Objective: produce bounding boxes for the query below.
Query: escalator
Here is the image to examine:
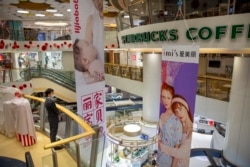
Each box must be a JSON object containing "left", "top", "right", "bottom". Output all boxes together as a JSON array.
[{"left": 20, "top": 68, "right": 76, "bottom": 92}]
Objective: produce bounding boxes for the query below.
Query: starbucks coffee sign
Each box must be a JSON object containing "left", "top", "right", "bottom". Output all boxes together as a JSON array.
[{"left": 121, "top": 24, "right": 250, "bottom": 44}]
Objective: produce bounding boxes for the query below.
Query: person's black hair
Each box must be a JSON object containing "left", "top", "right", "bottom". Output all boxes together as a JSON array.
[{"left": 45, "top": 88, "right": 54, "bottom": 97}]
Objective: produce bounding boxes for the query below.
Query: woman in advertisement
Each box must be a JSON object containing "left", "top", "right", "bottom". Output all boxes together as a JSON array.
[
  {"left": 159, "top": 95, "right": 193, "bottom": 167},
  {"left": 158, "top": 83, "right": 183, "bottom": 167}
]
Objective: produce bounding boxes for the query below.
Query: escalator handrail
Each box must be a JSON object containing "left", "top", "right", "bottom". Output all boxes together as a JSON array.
[
  {"left": 23, "top": 94, "right": 95, "bottom": 149},
  {"left": 21, "top": 68, "right": 76, "bottom": 91}
]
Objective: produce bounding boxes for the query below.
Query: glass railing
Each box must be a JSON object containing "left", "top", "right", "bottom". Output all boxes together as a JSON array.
[
  {"left": 42, "top": 131, "right": 106, "bottom": 167},
  {"left": 116, "top": 2, "right": 249, "bottom": 31},
  {"left": 24, "top": 95, "right": 96, "bottom": 167},
  {"left": 105, "top": 63, "right": 143, "bottom": 82},
  {"left": 105, "top": 63, "right": 231, "bottom": 102},
  {"left": 197, "top": 75, "right": 232, "bottom": 102}
]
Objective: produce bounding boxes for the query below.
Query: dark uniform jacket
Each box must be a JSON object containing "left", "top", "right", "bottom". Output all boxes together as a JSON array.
[{"left": 44, "top": 97, "right": 59, "bottom": 123}]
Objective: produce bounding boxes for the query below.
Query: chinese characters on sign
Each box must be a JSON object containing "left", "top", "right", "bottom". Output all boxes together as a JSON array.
[
  {"left": 163, "top": 49, "right": 197, "bottom": 58},
  {"left": 81, "top": 90, "right": 104, "bottom": 126}
]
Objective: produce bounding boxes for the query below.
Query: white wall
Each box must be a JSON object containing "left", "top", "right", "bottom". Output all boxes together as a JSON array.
[
  {"left": 61, "top": 51, "right": 74, "bottom": 71},
  {"left": 195, "top": 95, "right": 228, "bottom": 124}
]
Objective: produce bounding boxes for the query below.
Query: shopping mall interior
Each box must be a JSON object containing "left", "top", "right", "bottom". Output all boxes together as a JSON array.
[{"left": 0, "top": 0, "right": 249, "bottom": 167}]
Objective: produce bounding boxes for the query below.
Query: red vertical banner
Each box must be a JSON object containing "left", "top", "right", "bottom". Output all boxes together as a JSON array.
[
  {"left": 158, "top": 45, "right": 199, "bottom": 167},
  {"left": 70, "top": 0, "right": 106, "bottom": 143}
]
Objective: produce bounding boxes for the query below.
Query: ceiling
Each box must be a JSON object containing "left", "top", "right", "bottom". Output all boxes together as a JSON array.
[{"left": 0, "top": 0, "right": 122, "bottom": 30}]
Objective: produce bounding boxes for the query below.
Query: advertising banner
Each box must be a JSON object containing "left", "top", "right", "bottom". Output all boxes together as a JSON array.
[
  {"left": 158, "top": 45, "right": 199, "bottom": 167},
  {"left": 70, "top": 0, "right": 105, "bottom": 165}
]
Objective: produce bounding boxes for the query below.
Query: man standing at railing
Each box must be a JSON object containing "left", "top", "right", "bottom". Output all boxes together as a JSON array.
[{"left": 44, "top": 88, "right": 63, "bottom": 150}]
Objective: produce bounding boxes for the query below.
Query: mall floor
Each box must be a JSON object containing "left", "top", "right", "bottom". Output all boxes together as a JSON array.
[
  {"left": 0, "top": 130, "right": 213, "bottom": 167},
  {"left": 0, "top": 131, "right": 77, "bottom": 167},
  {"left": 0, "top": 69, "right": 215, "bottom": 166}
]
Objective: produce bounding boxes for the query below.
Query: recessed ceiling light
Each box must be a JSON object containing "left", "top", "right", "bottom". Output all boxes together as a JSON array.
[
  {"left": 67, "top": 9, "right": 71, "bottom": 12},
  {"left": 46, "top": 9, "right": 57, "bottom": 13},
  {"left": 17, "top": 10, "right": 29, "bottom": 14},
  {"left": 124, "top": 15, "right": 130, "bottom": 18},
  {"left": 34, "top": 22, "right": 68, "bottom": 27},
  {"left": 35, "top": 13, "right": 45, "bottom": 17},
  {"left": 134, "top": 8, "right": 138, "bottom": 11},
  {"left": 54, "top": 13, "right": 63, "bottom": 17}
]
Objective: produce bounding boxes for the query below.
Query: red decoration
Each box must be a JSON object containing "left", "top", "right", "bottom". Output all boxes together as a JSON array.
[
  {"left": 64, "top": 41, "right": 67, "bottom": 45},
  {"left": 42, "top": 45, "right": 47, "bottom": 51},
  {"left": 50, "top": 45, "right": 52, "bottom": 48},
  {"left": 37, "top": 44, "right": 40, "bottom": 48},
  {"left": 23, "top": 84, "right": 27, "bottom": 88},
  {"left": 61, "top": 43, "right": 63, "bottom": 47},
  {"left": 19, "top": 85, "right": 23, "bottom": 90},
  {"left": 29, "top": 41, "right": 32, "bottom": 44},
  {"left": 45, "top": 42, "right": 48, "bottom": 46},
  {"left": 105, "top": 46, "right": 108, "bottom": 48},
  {"left": 12, "top": 85, "right": 16, "bottom": 88},
  {"left": 68, "top": 43, "right": 72, "bottom": 48},
  {"left": 30, "top": 83, "right": 32, "bottom": 88},
  {"left": 57, "top": 45, "right": 60, "bottom": 49},
  {"left": 111, "top": 44, "right": 115, "bottom": 48}
]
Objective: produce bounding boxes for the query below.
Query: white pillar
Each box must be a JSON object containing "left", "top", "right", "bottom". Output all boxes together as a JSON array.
[
  {"left": 142, "top": 53, "right": 161, "bottom": 123},
  {"left": 223, "top": 57, "right": 250, "bottom": 166}
]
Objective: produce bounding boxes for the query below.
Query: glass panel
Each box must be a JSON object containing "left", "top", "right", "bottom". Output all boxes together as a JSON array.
[
  {"left": 42, "top": 143, "right": 78, "bottom": 167},
  {"left": 77, "top": 136, "right": 106, "bottom": 167},
  {"left": 197, "top": 76, "right": 206, "bottom": 96},
  {"left": 206, "top": 77, "right": 231, "bottom": 101}
]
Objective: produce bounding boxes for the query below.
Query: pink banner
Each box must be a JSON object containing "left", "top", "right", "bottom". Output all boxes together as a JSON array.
[{"left": 70, "top": 0, "right": 106, "bottom": 140}]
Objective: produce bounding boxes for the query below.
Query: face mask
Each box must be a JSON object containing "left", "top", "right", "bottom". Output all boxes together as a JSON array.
[{"left": 50, "top": 94, "right": 56, "bottom": 99}]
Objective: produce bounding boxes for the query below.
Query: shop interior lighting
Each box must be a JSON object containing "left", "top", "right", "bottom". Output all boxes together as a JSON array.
[
  {"left": 34, "top": 22, "right": 68, "bottom": 27},
  {"left": 46, "top": 9, "right": 57, "bottom": 13},
  {"left": 35, "top": 13, "right": 45, "bottom": 17},
  {"left": 54, "top": 13, "right": 64, "bottom": 17},
  {"left": 67, "top": 9, "right": 71, "bottom": 12},
  {"left": 17, "top": 10, "right": 29, "bottom": 14}
]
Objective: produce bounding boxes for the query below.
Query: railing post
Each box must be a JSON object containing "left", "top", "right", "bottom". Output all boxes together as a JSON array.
[
  {"left": 75, "top": 142, "right": 81, "bottom": 167},
  {"left": 40, "top": 103, "right": 46, "bottom": 131},
  {"left": 52, "top": 149, "right": 58, "bottom": 167},
  {"left": 89, "top": 125, "right": 100, "bottom": 167}
]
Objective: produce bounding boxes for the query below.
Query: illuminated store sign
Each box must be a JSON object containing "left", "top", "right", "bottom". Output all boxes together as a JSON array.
[{"left": 121, "top": 24, "right": 249, "bottom": 44}]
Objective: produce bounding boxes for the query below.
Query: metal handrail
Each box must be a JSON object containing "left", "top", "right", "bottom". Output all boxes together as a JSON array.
[{"left": 23, "top": 94, "right": 95, "bottom": 149}]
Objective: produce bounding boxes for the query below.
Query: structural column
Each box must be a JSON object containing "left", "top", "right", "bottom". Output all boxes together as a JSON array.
[
  {"left": 142, "top": 53, "right": 161, "bottom": 123},
  {"left": 223, "top": 57, "right": 250, "bottom": 166}
]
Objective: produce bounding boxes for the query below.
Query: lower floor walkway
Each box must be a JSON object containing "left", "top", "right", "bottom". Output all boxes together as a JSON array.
[{"left": 0, "top": 131, "right": 76, "bottom": 167}]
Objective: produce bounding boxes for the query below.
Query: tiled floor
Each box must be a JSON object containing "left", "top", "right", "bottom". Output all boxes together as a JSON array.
[{"left": 0, "top": 131, "right": 76, "bottom": 167}]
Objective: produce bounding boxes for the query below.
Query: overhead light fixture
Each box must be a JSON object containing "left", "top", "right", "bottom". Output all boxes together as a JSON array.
[
  {"left": 124, "top": 15, "right": 130, "bottom": 18},
  {"left": 34, "top": 22, "right": 68, "bottom": 27},
  {"left": 35, "top": 13, "right": 45, "bottom": 17},
  {"left": 17, "top": 10, "right": 29, "bottom": 14},
  {"left": 54, "top": 13, "right": 63, "bottom": 17},
  {"left": 67, "top": 9, "right": 71, "bottom": 12},
  {"left": 46, "top": 9, "right": 57, "bottom": 13}
]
